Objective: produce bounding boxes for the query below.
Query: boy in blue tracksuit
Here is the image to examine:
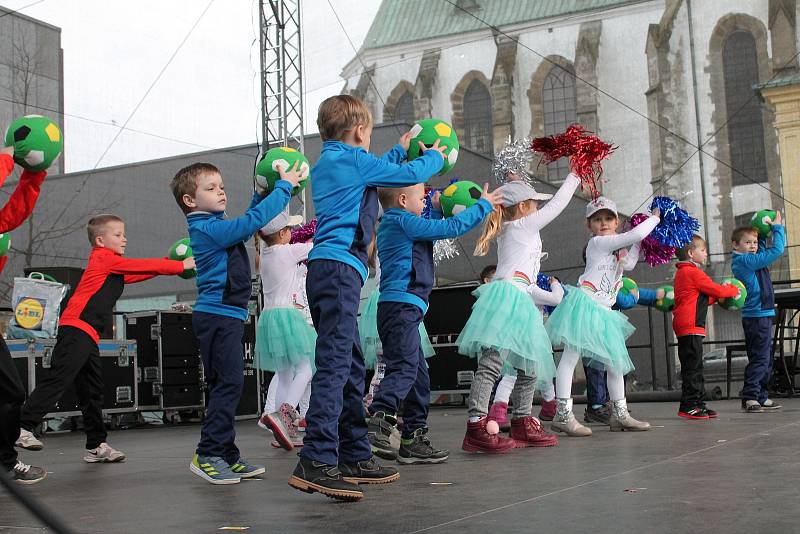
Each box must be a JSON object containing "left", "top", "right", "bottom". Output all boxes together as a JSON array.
[
  {"left": 732, "top": 213, "right": 786, "bottom": 413},
  {"left": 289, "top": 95, "right": 446, "bottom": 501},
  {"left": 170, "top": 161, "right": 302, "bottom": 485},
  {"left": 367, "top": 184, "right": 498, "bottom": 464}
]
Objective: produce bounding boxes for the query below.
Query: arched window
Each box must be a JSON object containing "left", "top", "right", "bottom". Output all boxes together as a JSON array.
[
  {"left": 394, "top": 91, "right": 414, "bottom": 124},
  {"left": 542, "top": 65, "right": 577, "bottom": 182},
  {"left": 463, "top": 80, "right": 493, "bottom": 156},
  {"left": 723, "top": 31, "right": 767, "bottom": 186}
]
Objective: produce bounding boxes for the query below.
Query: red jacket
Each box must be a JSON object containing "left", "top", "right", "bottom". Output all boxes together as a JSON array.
[
  {"left": 672, "top": 261, "right": 739, "bottom": 337},
  {"left": 60, "top": 247, "right": 184, "bottom": 342},
  {"left": 0, "top": 153, "right": 47, "bottom": 272}
]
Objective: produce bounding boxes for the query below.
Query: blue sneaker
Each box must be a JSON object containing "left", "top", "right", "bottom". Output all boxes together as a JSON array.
[
  {"left": 229, "top": 457, "right": 265, "bottom": 478},
  {"left": 190, "top": 454, "right": 241, "bottom": 485}
]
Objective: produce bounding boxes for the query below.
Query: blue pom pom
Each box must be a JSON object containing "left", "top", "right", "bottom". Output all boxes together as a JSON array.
[
  {"left": 649, "top": 196, "right": 700, "bottom": 249},
  {"left": 537, "top": 273, "right": 555, "bottom": 315},
  {"left": 422, "top": 188, "right": 437, "bottom": 219}
]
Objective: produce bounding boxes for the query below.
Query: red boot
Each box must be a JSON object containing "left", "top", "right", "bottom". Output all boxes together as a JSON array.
[
  {"left": 488, "top": 401, "right": 510, "bottom": 431},
  {"left": 462, "top": 417, "right": 516, "bottom": 454},
  {"left": 538, "top": 399, "right": 557, "bottom": 421},
  {"left": 509, "top": 416, "right": 558, "bottom": 448}
]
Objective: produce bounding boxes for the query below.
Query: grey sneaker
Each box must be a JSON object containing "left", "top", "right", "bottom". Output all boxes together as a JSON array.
[
  {"left": 229, "top": 457, "right": 265, "bottom": 478},
  {"left": 742, "top": 399, "right": 764, "bottom": 413},
  {"left": 367, "top": 411, "right": 399, "bottom": 460},
  {"left": 15, "top": 429, "right": 43, "bottom": 451},
  {"left": 397, "top": 427, "right": 449, "bottom": 464},
  {"left": 9, "top": 460, "right": 46, "bottom": 484},
  {"left": 584, "top": 403, "right": 611, "bottom": 425},
  {"left": 761, "top": 399, "right": 782, "bottom": 411},
  {"left": 190, "top": 454, "right": 241, "bottom": 485},
  {"left": 83, "top": 442, "right": 126, "bottom": 463}
]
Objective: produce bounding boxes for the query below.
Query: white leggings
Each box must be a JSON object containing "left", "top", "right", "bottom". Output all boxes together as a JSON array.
[
  {"left": 263, "top": 360, "right": 313, "bottom": 415},
  {"left": 494, "top": 374, "right": 556, "bottom": 405},
  {"left": 555, "top": 347, "right": 625, "bottom": 402}
]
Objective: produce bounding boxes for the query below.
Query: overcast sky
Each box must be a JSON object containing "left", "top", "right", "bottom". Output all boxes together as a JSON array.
[{"left": 2, "top": 0, "right": 381, "bottom": 172}]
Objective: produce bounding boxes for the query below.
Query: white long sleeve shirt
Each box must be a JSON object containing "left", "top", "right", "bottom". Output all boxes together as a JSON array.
[
  {"left": 578, "top": 214, "right": 659, "bottom": 307},
  {"left": 494, "top": 173, "right": 581, "bottom": 290},
  {"left": 259, "top": 242, "right": 313, "bottom": 309}
]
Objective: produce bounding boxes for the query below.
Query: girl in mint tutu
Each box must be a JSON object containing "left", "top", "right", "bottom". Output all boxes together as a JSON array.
[
  {"left": 255, "top": 210, "right": 316, "bottom": 450},
  {"left": 459, "top": 171, "right": 582, "bottom": 453},
  {"left": 547, "top": 197, "right": 659, "bottom": 437}
]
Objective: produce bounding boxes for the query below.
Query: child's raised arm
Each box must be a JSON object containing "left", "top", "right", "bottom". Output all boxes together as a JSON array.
[
  {"left": 593, "top": 211, "right": 660, "bottom": 254},
  {"left": 359, "top": 140, "right": 445, "bottom": 188},
  {"left": 400, "top": 184, "right": 498, "bottom": 241},
  {"left": 522, "top": 172, "right": 581, "bottom": 231},
  {"left": 743, "top": 222, "right": 786, "bottom": 271},
  {"left": 0, "top": 149, "right": 47, "bottom": 234}
]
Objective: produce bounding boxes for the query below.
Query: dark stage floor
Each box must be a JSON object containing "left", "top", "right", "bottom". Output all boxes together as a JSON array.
[{"left": 3, "top": 400, "right": 800, "bottom": 534}]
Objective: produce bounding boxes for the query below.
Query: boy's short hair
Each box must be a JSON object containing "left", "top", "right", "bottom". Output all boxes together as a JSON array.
[
  {"left": 675, "top": 235, "right": 705, "bottom": 261},
  {"left": 479, "top": 264, "right": 496, "bottom": 283},
  {"left": 317, "top": 95, "right": 372, "bottom": 142},
  {"left": 87, "top": 214, "right": 124, "bottom": 245},
  {"left": 377, "top": 187, "right": 404, "bottom": 210},
  {"left": 170, "top": 162, "right": 220, "bottom": 214},
  {"left": 731, "top": 226, "right": 758, "bottom": 244}
]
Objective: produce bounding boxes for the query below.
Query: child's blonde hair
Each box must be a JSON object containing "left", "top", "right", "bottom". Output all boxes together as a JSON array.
[
  {"left": 317, "top": 95, "right": 372, "bottom": 142},
  {"left": 473, "top": 200, "right": 535, "bottom": 256}
]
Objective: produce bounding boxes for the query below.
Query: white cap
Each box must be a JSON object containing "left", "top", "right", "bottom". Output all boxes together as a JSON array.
[
  {"left": 496, "top": 181, "right": 553, "bottom": 207},
  {"left": 261, "top": 209, "right": 303, "bottom": 235},
  {"left": 585, "top": 196, "right": 618, "bottom": 219}
]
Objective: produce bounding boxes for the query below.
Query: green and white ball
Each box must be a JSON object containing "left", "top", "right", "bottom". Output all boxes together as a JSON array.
[
  {"left": 750, "top": 209, "right": 776, "bottom": 237},
  {"left": 655, "top": 284, "right": 674, "bottom": 312},
  {"left": 440, "top": 180, "right": 482, "bottom": 218},
  {"left": 168, "top": 238, "right": 195, "bottom": 279},
  {"left": 0, "top": 233, "right": 10, "bottom": 257},
  {"left": 620, "top": 277, "right": 638, "bottom": 298},
  {"left": 406, "top": 118, "right": 459, "bottom": 175},
  {"left": 3, "top": 115, "right": 63, "bottom": 172},
  {"left": 255, "top": 147, "right": 309, "bottom": 196},
  {"left": 718, "top": 278, "right": 747, "bottom": 311}
]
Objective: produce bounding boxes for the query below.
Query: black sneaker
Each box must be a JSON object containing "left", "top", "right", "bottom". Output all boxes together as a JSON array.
[
  {"left": 366, "top": 411, "right": 399, "bottom": 460},
  {"left": 678, "top": 406, "right": 710, "bottom": 420},
  {"left": 761, "top": 399, "right": 782, "bottom": 411},
  {"left": 9, "top": 461, "right": 47, "bottom": 485},
  {"left": 742, "top": 400, "right": 764, "bottom": 413},
  {"left": 583, "top": 403, "right": 611, "bottom": 425},
  {"left": 397, "top": 427, "right": 449, "bottom": 465},
  {"left": 288, "top": 456, "right": 363, "bottom": 501},
  {"left": 700, "top": 404, "right": 718, "bottom": 418},
  {"left": 338, "top": 456, "right": 399, "bottom": 484}
]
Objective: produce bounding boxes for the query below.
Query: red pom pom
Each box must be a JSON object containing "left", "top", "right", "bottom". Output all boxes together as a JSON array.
[
  {"left": 628, "top": 213, "right": 675, "bottom": 267},
  {"left": 290, "top": 218, "right": 316, "bottom": 244},
  {"left": 530, "top": 124, "right": 615, "bottom": 200}
]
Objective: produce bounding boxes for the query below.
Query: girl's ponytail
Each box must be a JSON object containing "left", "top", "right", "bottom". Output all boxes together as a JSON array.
[{"left": 474, "top": 207, "right": 505, "bottom": 256}]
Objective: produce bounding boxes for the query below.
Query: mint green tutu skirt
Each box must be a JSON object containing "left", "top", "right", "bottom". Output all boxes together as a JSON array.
[
  {"left": 546, "top": 286, "right": 635, "bottom": 375},
  {"left": 255, "top": 307, "right": 317, "bottom": 372},
  {"left": 359, "top": 289, "right": 435, "bottom": 369},
  {"left": 456, "top": 280, "right": 556, "bottom": 386}
]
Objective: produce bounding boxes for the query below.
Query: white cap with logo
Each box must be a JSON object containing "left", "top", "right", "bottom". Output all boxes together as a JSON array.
[
  {"left": 585, "top": 196, "right": 618, "bottom": 219},
  {"left": 260, "top": 208, "right": 304, "bottom": 235}
]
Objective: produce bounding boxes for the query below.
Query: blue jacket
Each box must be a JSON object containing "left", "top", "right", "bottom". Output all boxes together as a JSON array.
[
  {"left": 378, "top": 200, "right": 492, "bottom": 312},
  {"left": 614, "top": 287, "right": 657, "bottom": 310},
  {"left": 188, "top": 181, "right": 292, "bottom": 320},
  {"left": 732, "top": 225, "right": 785, "bottom": 318},
  {"left": 308, "top": 141, "right": 444, "bottom": 282}
]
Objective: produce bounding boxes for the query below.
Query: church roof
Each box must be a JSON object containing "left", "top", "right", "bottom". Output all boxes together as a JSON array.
[{"left": 362, "top": 0, "right": 643, "bottom": 51}]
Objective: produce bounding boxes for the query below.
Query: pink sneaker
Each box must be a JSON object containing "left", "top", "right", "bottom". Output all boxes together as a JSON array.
[
  {"left": 538, "top": 399, "right": 557, "bottom": 421},
  {"left": 487, "top": 401, "right": 510, "bottom": 431}
]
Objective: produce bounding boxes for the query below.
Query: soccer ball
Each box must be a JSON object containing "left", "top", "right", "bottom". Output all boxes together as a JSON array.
[
  {"left": 254, "top": 147, "right": 310, "bottom": 196},
  {"left": 406, "top": 118, "right": 459, "bottom": 175},
  {"left": 655, "top": 284, "right": 674, "bottom": 312},
  {"left": 750, "top": 209, "right": 776, "bottom": 237},
  {"left": 439, "top": 180, "right": 482, "bottom": 218},
  {"left": 4, "top": 115, "right": 63, "bottom": 172},
  {"left": 718, "top": 278, "right": 747, "bottom": 311},
  {"left": 168, "top": 238, "right": 196, "bottom": 279},
  {"left": 619, "top": 277, "right": 638, "bottom": 298},
  {"left": 0, "top": 233, "right": 10, "bottom": 257}
]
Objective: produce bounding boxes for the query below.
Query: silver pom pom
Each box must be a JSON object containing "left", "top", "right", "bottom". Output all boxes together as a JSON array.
[
  {"left": 492, "top": 137, "right": 533, "bottom": 185},
  {"left": 433, "top": 238, "right": 460, "bottom": 265}
]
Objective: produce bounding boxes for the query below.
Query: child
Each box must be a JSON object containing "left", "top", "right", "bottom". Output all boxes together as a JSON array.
[
  {"left": 479, "top": 264, "right": 496, "bottom": 284},
  {"left": 459, "top": 172, "right": 581, "bottom": 453},
  {"left": 170, "top": 161, "right": 301, "bottom": 485},
  {"left": 289, "top": 95, "right": 446, "bottom": 501},
  {"left": 366, "top": 183, "right": 497, "bottom": 463},
  {"left": 673, "top": 235, "right": 741, "bottom": 419},
  {"left": 547, "top": 197, "right": 659, "bottom": 436},
  {"left": 731, "top": 217, "right": 785, "bottom": 413},
  {"left": 17, "top": 214, "right": 192, "bottom": 462},
  {"left": 0, "top": 146, "right": 48, "bottom": 483},
  {"left": 256, "top": 210, "right": 316, "bottom": 449}
]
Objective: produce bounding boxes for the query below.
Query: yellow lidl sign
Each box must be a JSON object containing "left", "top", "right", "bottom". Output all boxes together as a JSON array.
[{"left": 15, "top": 297, "right": 45, "bottom": 329}]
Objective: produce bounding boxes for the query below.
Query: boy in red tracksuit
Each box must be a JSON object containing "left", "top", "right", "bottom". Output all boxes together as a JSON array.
[
  {"left": 0, "top": 146, "right": 49, "bottom": 484},
  {"left": 672, "top": 235, "right": 739, "bottom": 420},
  {"left": 17, "top": 214, "right": 193, "bottom": 462}
]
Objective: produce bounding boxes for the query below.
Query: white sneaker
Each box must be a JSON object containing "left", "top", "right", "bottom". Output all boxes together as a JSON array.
[
  {"left": 84, "top": 442, "right": 126, "bottom": 463},
  {"left": 15, "top": 429, "right": 43, "bottom": 451}
]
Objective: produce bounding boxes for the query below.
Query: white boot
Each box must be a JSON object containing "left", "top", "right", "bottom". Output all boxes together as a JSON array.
[
  {"left": 550, "top": 398, "right": 592, "bottom": 437},
  {"left": 609, "top": 399, "right": 650, "bottom": 432}
]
